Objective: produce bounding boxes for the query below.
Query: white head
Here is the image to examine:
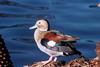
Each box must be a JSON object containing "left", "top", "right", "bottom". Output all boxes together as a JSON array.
[
  {"left": 29, "top": 19, "right": 49, "bottom": 31},
  {"left": 97, "top": 3, "right": 100, "bottom": 7}
]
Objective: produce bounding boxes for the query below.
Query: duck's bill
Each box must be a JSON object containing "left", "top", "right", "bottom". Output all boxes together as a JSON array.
[{"left": 29, "top": 25, "right": 37, "bottom": 29}]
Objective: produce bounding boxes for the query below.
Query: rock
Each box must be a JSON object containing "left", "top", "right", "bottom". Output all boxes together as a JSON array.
[
  {"left": 96, "top": 41, "right": 100, "bottom": 58},
  {"left": 24, "top": 58, "right": 98, "bottom": 67},
  {"left": 24, "top": 41, "right": 100, "bottom": 67},
  {"left": 25, "top": 61, "right": 64, "bottom": 67},
  {"left": 94, "top": 41, "right": 100, "bottom": 67},
  {"left": 0, "top": 34, "right": 13, "bottom": 67}
]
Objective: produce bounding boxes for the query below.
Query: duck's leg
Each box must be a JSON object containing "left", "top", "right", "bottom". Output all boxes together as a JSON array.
[
  {"left": 41, "top": 56, "right": 53, "bottom": 65},
  {"left": 53, "top": 57, "right": 57, "bottom": 62}
]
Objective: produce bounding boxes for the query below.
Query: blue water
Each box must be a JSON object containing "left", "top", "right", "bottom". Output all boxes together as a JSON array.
[
  {"left": 96, "top": 0, "right": 100, "bottom": 2},
  {"left": 0, "top": 0, "right": 100, "bottom": 67}
]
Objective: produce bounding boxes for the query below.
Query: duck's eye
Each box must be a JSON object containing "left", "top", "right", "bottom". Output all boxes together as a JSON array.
[{"left": 38, "top": 22, "right": 41, "bottom": 24}]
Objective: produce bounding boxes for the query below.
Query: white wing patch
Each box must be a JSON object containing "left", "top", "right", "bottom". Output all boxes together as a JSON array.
[
  {"left": 47, "top": 41, "right": 56, "bottom": 47},
  {"left": 65, "top": 35, "right": 72, "bottom": 37}
]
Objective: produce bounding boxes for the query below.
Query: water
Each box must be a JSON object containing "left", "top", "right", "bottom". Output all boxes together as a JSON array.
[{"left": 0, "top": 0, "right": 100, "bottom": 67}]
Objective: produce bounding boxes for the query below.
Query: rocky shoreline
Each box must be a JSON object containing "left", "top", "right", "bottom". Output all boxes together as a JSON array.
[
  {"left": 0, "top": 34, "right": 13, "bottom": 67},
  {"left": 24, "top": 41, "right": 100, "bottom": 67}
]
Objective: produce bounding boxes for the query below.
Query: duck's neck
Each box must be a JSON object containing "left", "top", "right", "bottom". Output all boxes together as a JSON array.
[
  {"left": 34, "top": 29, "right": 46, "bottom": 46},
  {"left": 34, "top": 29, "right": 45, "bottom": 42},
  {"left": 34, "top": 29, "right": 47, "bottom": 51}
]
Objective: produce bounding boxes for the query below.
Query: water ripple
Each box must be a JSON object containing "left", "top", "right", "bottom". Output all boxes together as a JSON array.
[
  {"left": 12, "top": 37, "right": 33, "bottom": 44},
  {"left": 0, "top": 13, "right": 55, "bottom": 20},
  {"left": 0, "top": 0, "right": 49, "bottom": 10},
  {"left": 0, "top": 24, "right": 32, "bottom": 29}
]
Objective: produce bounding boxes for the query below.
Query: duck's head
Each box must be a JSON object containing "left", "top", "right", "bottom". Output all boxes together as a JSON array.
[
  {"left": 29, "top": 19, "right": 49, "bottom": 31},
  {"left": 97, "top": 3, "right": 100, "bottom": 7}
]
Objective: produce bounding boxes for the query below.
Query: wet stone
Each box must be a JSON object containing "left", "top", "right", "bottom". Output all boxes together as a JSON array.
[{"left": 0, "top": 34, "right": 13, "bottom": 67}]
